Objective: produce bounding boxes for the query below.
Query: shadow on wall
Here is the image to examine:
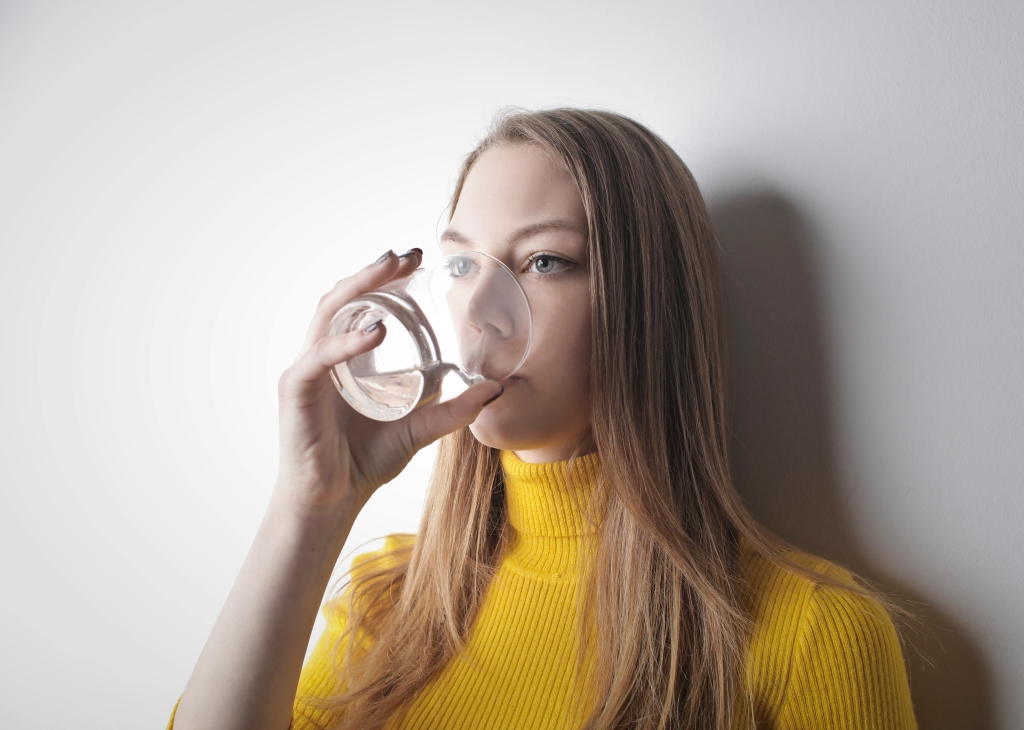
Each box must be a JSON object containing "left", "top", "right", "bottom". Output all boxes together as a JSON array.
[{"left": 709, "top": 192, "right": 995, "bottom": 730}]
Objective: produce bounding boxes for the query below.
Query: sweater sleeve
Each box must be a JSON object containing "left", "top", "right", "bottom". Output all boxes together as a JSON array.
[
  {"left": 294, "top": 533, "right": 415, "bottom": 728},
  {"left": 777, "top": 582, "right": 917, "bottom": 730}
]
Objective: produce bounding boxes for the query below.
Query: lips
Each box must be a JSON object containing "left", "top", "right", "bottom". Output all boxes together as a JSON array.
[{"left": 497, "top": 375, "right": 523, "bottom": 387}]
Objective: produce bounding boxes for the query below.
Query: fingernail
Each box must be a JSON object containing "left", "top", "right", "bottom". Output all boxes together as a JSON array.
[
  {"left": 482, "top": 386, "right": 504, "bottom": 407},
  {"left": 398, "top": 247, "right": 423, "bottom": 261},
  {"left": 374, "top": 250, "right": 393, "bottom": 265},
  {"left": 363, "top": 320, "right": 382, "bottom": 334}
]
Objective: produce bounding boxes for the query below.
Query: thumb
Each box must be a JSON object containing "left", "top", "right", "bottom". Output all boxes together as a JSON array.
[{"left": 404, "top": 380, "right": 504, "bottom": 451}]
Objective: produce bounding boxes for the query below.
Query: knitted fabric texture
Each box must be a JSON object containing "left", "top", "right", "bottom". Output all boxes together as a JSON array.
[{"left": 169, "top": 449, "right": 916, "bottom": 729}]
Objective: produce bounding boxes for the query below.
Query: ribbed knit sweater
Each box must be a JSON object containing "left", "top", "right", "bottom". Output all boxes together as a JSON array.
[{"left": 169, "top": 449, "right": 917, "bottom": 729}]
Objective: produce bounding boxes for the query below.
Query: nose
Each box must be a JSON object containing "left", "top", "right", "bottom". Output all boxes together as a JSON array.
[{"left": 464, "top": 265, "right": 519, "bottom": 338}]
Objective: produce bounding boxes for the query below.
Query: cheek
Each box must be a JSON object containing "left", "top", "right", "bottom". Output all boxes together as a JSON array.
[
  {"left": 539, "top": 330, "right": 590, "bottom": 395},
  {"left": 521, "top": 297, "right": 592, "bottom": 416},
  {"left": 530, "top": 292, "right": 591, "bottom": 374}
]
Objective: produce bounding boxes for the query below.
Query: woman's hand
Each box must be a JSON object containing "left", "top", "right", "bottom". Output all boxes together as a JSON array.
[{"left": 273, "top": 248, "right": 503, "bottom": 519}]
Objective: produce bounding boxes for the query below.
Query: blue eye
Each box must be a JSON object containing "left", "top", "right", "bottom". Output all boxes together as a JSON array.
[
  {"left": 445, "top": 255, "right": 479, "bottom": 278},
  {"left": 526, "top": 253, "right": 572, "bottom": 276}
]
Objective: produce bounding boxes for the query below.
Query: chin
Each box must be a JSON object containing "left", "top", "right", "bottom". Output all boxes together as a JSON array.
[
  {"left": 467, "top": 415, "right": 521, "bottom": 451},
  {"left": 468, "top": 401, "right": 564, "bottom": 452},
  {"left": 468, "top": 402, "right": 530, "bottom": 451}
]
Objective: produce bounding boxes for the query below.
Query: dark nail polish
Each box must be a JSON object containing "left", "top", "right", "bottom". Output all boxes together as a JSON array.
[
  {"left": 374, "top": 250, "right": 393, "bottom": 265},
  {"left": 398, "top": 247, "right": 423, "bottom": 260},
  {"left": 363, "top": 320, "right": 382, "bottom": 334},
  {"left": 482, "top": 386, "right": 504, "bottom": 407}
]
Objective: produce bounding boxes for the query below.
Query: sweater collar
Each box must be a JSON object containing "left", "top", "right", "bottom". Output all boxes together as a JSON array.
[{"left": 499, "top": 449, "right": 604, "bottom": 538}]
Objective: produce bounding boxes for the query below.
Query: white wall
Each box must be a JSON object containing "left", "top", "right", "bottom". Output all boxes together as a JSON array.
[{"left": 0, "top": 1, "right": 1019, "bottom": 728}]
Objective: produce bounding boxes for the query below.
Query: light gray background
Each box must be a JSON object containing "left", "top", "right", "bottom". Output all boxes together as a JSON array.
[{"left": 1, "top": 1, "right": 1020, "bottom": 728}]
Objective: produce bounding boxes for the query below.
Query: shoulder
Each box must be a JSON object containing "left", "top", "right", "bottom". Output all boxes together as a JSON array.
[
  {"left": 323, "top": 533, "right": 417, "bottom": 625},
  {"left": 297, "top": 536, "right": 417, "bottom": 725},
  {"left": 739, "top": 539, "right": 898, "bottom": 670},
  {"left": 739, "top": 535, "right": 899, "bottom": 638},
  {"left": 349, "top": 532, "right": 417, "bottom": 579},
  {"left": 739, "top": 539, "right": 917, "bottom": 729},
  {"left": 739, "top": 536, "right": 849, "bottom": 624}
]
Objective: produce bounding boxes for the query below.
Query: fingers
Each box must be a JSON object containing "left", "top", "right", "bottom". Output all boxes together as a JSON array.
[
  {"left": 298, "top": 248, "right": 424, "bottom": 357},
  {"left": 403, "top": 380, "right": 504, "bottom": 452},
  {"left": 280, "top": 324, "right": 387, "bottom": 402}
]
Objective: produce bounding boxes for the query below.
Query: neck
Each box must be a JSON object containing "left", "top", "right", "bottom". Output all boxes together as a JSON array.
[{"left": 511, "top": 432, "right": 598, "bottom": 465}]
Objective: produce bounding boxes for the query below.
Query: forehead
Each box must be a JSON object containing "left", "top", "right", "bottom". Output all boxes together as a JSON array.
[{"left": 449, "top": 144, "right": 586, "bottom": 236}]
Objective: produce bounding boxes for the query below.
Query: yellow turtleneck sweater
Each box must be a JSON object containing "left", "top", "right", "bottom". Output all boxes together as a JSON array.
[{"left": 169, "top": 450, "right": 917, "bottom": 729}]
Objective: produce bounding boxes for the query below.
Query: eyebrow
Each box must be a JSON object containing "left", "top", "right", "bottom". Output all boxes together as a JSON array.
[{"left": 440, "top": 219, "right": 583, "bottom": 247}]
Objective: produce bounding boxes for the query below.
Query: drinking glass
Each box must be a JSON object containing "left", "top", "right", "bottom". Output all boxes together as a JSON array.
[{"left": 327, "top": 251, "right": 532, "bottom": 421}]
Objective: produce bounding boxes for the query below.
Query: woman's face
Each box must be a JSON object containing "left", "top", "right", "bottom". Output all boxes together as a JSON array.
[{"left": 441, "top": 143, "right": 593, "bottom": 464}]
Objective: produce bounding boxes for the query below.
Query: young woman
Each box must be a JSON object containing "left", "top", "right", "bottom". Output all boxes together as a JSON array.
[{"left": 170, "top": 109, "right": 917, "bottom": 730}]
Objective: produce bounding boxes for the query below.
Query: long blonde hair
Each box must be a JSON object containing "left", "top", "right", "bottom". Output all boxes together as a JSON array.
[{"left": 322, "top": 108, "right": 899, "bottom": 729}]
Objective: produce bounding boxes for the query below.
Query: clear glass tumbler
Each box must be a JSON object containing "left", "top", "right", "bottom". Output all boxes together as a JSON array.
[{"left": 327, "top": 251, "right": 532, "bottom": 421}]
